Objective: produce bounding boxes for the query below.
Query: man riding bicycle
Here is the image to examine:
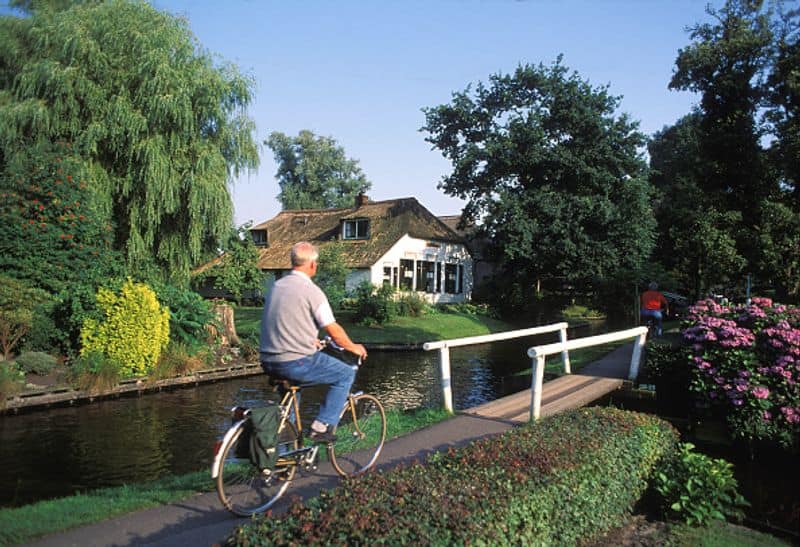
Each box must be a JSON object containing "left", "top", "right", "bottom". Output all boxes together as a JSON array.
[
  {"left": 640, "top": 281, "right": 669, "bottom": 337},
  {"left": 259, "top": 242, "right": 368, "bottom": 443}
]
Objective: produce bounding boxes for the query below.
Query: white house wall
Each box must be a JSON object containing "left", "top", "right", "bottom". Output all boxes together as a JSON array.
[{"left": 369, "top": 234, "right": 473, "bottom": 303}]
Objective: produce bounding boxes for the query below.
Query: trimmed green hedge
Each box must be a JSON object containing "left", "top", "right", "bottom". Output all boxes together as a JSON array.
[{"left": 227, "top": 408, "right": 679, "bottom": 545}]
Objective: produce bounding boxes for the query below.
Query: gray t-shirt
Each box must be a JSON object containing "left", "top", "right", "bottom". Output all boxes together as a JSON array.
[{"left": 259, "top": 271, "right": 335, "bottom": 363}]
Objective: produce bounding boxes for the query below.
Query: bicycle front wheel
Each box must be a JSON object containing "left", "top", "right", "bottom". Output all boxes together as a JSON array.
[
  {"left": 216, "top": 419, "right": 299, "bottom": 516},
  {"left": 329, "top": 393, "right": 386, "bottom": 476}
]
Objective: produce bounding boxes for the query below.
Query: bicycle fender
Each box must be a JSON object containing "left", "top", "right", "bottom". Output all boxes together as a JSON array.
[{"left": 211, "top": 418, "right": 249, "bottom": 479}]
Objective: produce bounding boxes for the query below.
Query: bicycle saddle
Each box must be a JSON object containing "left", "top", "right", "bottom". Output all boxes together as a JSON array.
[{"left": 266, "top": 374, "right": 316, "bottom": 391}]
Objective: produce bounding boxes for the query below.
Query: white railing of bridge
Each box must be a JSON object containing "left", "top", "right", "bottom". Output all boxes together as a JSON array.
[
  {"left": 422, "top": 323, "right": 570, "bottom": 413},
  {"left": 526, "top": 326, "right": 648, "bottom": 420}
]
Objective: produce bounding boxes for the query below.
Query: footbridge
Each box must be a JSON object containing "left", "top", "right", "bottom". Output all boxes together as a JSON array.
[{"left": 423, "top": 324, "right": 648, "bottom": 422}]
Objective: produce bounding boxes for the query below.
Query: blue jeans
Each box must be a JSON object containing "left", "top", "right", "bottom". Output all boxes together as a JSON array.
[
  {"left": 261, "top": 351, "right": 356, "bottom": 427},
  {"left": 640, "top": 309, "right": 663, "bottom": 336}
]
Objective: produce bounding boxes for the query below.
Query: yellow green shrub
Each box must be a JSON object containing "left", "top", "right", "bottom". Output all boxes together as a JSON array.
[{"left": 80, "top": 280, "right": 170, "bottom": 377}]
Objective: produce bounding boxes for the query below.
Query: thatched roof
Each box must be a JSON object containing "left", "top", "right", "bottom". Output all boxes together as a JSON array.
[{"left": 251, "top": 197, "right": 464, "bottom": 270}]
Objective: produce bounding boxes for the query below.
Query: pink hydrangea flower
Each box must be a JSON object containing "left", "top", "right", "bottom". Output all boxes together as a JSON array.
[{"left": 752, "top": 386, "right": 770, "bottom": 399}]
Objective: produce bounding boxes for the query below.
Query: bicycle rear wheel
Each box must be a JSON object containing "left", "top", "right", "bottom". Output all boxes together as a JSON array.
[
  {"left": 328, "top": 393, "right": 386, "bottom": 476},
  {"left": 216, "top": 419, "right": 299, "bottom": 516}
]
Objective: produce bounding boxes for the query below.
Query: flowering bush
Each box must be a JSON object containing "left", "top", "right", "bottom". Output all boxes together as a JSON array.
[{"left": 683, "top": 297, "right": 800, "bottom": 447}]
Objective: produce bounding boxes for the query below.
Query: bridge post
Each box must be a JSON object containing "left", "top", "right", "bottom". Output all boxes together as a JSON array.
[
  {"left": 559, "top": 326, "right": 571, "bottom": 374},
  {"left": 438, "top": 346, "right": 454, "bottom": 413},
  {"left": 628, "top": 331, "right": 647, "bottom": 381},
  {"left": 529, "top": 354, "right": 546, "bottom": 420}
]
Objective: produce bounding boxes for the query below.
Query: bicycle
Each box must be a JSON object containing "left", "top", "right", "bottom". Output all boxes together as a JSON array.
[{"left": 211, "top": 340, "right": 387, "bottom": 516}]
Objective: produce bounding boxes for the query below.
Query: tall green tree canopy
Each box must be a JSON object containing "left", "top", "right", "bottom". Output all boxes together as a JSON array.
[
  {"left": 670, "top": 0, "right": 776, "bottom": 211},
  {"left": 267, "top": 130, "right": 371, "bottom": 210},
  {"left": 768, "top": 6, "right": 800, "bottom": 206},
  {"left": 422, "top": 58, "right": 656, "bottom": 289},
  {"left": 0, "top": 0, "right": 259, "bottom": 280},
  {"left": 655, "top": 0, "right": 800, "bottom": 299}
]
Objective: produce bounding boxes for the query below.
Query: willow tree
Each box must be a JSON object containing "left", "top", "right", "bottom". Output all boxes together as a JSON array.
[{"left": 0, "top": 0, "right": 259, "bottom": 279}]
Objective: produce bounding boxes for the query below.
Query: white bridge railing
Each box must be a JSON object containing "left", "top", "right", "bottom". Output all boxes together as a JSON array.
[
  {"left": 423, "top": 323, "right": 570, "bottom": 413},
  {"left": 527, "top": 326, "right": 648, "bottom": 420}
]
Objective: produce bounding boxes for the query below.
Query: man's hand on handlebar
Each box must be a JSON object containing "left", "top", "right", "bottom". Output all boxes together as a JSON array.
[{"left": 320, "top": 336, "right": 367, "bottom": 361}]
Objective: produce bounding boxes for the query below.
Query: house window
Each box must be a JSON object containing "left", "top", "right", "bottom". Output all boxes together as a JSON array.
[
  {"left": 399, "top": 259, "right": 414, "bottom": 290},
  {"left": 435, "top": 262, "right": 441, "bottom": 292},
  {"left": 445, "top": 263, "right": 461, "bottom": 294},
  {"left": 343, "top": 218, "right": 369, "bottom": 240},
  {"left": 251, "top": 229, "right": 267, "bottom": 246},
  {"left": 415, "top": 260, "right": 436, "bottom": 293}
]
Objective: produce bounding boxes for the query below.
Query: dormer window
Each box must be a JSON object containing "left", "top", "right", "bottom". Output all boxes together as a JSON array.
[
  {"left": 343, "top": 218, "right": 369, "bottom": 240},
  {"left": 251, "top": 229, "right": 268, "bottom": 247}
]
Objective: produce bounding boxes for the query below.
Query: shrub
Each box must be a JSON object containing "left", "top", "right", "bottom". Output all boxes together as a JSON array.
[
  {"left": 227, "top": 407, "right": 678, "bottom": 546},
  {"left": 441, "top": 301, "right": 498, "bottom": 318},
  {"left": 314, "top": 241, "right": 349, "bottom": 310},
  {"left": 640, "top": 339, "right": 691, "bottom": 416},
  {"left": 151, "top": 282, "right": 214, "bottom": 347},
  {"left": 395, "top": 291, "right": 432, "bottom": 317},
  {"left": 150, "top": 342, "right": 208, "bottom": 380},
  {"left": 653, "top": 442, "right": 748, "bottom": 525},
  {"left": 0, "top": 362, "right": 25, "bottom": 407},
  {"left": 0, "top": 140, "right": 121, "bottom": 296},
  {"left": 683, "top": 297, "right": 800, "bottom": 448},
  {"left": 21, "top": 300, "right": 60, "bottom": 354},
  {"left": 353, "top": 281, "right": 395, "bottom": 325},
  {"left": 239, "top": 333, "right": 260, "bottom": 363},
  {"left": 0, "top": 275, "right": 50, "bottom": 360},
  {"left": 80, "top": 280, "right": 170, "bottom": 377},
  {"left": 68, "top": 350, "right": 121, "bottom": 393},
  {"left": 15, "top": 351, "right": 57, "bottom": 376}
]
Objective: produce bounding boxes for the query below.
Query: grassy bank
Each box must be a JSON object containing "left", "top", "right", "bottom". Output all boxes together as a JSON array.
[
  {"left": 0, "top": 407, "right": 450, "bottom": 546},
  {"left": 235, "top": 306, "right": 517, "bottom": 345}
]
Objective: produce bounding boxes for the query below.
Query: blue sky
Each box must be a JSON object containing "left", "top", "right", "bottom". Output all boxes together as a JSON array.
[{"left": 153, "top": 0, "right": 714, "bottom": 226}]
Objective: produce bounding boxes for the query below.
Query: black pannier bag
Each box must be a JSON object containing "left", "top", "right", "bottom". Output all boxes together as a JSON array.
[{"left": 247, "top": 404, "right": 281, "bottom": 470}]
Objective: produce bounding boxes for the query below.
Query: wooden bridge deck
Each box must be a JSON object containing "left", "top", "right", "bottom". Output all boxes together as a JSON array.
[{"left": 463, "top": 342, "right": 634, "bottom": 423}]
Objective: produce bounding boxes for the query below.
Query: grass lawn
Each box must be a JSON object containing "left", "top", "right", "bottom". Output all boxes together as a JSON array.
[{"left": 234, "top": 306, "right": 517, "bottom": 345}]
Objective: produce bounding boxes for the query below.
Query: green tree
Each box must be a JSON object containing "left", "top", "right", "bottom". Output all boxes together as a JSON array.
[
  {"left": 648, "top": 114, "right": 715, "bottom": 296},
  {"left": 0, "top": 140, "right": 121, "bottom": 294},
  {"left": 422, "top": 58, "right": 656, "bottom": 296},
  {"left": 0, "top": 0, "right": 259, "bottom": 280},
  {"left": 768, "top": 6, "right": 800, "bottom": 207},
  {"left": 193, "top": 225, "right": 263, "bottom": 305},
  {"left": 267, "top": 130, "right": 371, "bottom": 210},
  {"left": 315, "top": 241, "right": 350, "bottom": 309},
  {"left": 670, "top": 0, "right": 776, "bottom": 212},
  {"left": 670, "top": 208, "right": 747, "bottom": 299}
]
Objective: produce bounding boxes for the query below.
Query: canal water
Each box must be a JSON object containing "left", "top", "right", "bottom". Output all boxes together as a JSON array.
[{"left": 1, "top": 327, "right": 585, "bottom": 508}]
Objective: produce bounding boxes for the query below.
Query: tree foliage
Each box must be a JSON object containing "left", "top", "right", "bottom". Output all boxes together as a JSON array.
[
  {"left": 267, "top": 130, "right": 371, "bottom": 210},
  {"left": 422, "top": 58, "right": 655, "bottom": 293},
  {"left": 655, "top": 0, "right": 800, "bottom": 300},
  {"left": 670, "top": 0, "right": 776, "bottom": 211},
  {"left": 315, "top": 241, "right": 349, "bottom": 309},
  {"left": 768, "top": 6, "right": 800, "bottom": 207},
  {"left": 193, "top": 225, "right": 263, "bottom": 305},
  {"left": 0, "top": 141, "right": 121, "bottom": 294},
  {"left": 0, "top": 0, "right": 259, "bottom": 280}
]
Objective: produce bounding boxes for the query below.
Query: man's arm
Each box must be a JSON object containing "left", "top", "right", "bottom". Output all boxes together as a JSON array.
[{"left": 324, "top": 322, "right": 368, "bottom": 360}]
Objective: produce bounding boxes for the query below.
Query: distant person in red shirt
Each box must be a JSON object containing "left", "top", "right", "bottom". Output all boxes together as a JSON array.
[{"left": 640, "top": 282, "right": 669, "bottom": 336}]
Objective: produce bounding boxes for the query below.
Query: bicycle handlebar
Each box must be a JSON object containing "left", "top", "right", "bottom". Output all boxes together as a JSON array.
[{"left": 320, "top": 336, "right": 363, "bottom": 366}]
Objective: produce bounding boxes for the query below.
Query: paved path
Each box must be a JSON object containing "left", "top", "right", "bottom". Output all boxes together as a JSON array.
[{"left": 22, "top": 343, "right": 635, "bottom": 547}]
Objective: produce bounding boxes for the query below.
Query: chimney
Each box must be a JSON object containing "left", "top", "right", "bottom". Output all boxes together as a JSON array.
[{"left": 356, "top": 192, "right": 369, "bottom": 207}]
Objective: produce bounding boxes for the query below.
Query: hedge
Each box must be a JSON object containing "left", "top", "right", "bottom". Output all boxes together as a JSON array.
[{"left": 227, "top": 407, "right": 679, "bottom": 546}]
